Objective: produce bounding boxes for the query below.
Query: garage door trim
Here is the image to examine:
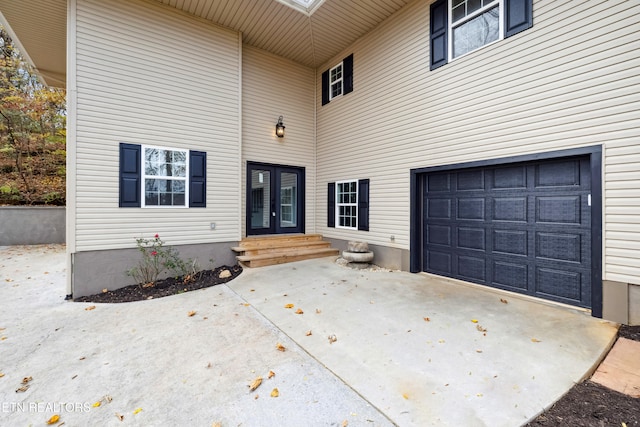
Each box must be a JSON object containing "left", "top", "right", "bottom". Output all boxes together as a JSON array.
[{"left": 410, "top": 145, "right": 602, "bottom": 317}]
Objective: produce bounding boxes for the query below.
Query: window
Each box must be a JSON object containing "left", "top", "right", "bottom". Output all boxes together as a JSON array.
[
  {"left": 119, "top": 143, "right": 206, "bottom": 208},
  {"left": 430, "top": 0, "right": 532, "bottom": 70},
  {"left": 329, "top": 63, "right": 343, "bottom": 99},
  {"left": 321, "top": 54, "right": 354, "bottom": 105},
  {"left": 336, "top": 180, "right": 358, "bottom": 229},
  {"left": 451, "top": 0, "right": 501, "bottom": 59},
  {"left": 280, "top": 186, "right": 295, "bottom": 225},
  {"left": 327, "top": 179, "right": 369, "bottom": 231},
  {"left": 143, "top": 146, "right": 188, "bottom": 207}
]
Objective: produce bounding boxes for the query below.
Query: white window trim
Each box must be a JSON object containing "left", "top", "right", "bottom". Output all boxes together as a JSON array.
[
  {"left": 141, "top": 144, "right": 189, "bottom": 208},
  {"left": 448, "top": 0, "right": 504, "bottom": 62},
  {"left": 329, "top": 62, "right": 343, "bottom": 101},
  {"left": 335, "top": 179, "right": 358, "bottom": 230}
]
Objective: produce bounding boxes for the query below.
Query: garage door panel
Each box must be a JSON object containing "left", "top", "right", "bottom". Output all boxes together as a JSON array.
[
  {"left": 458, "top": 170, "right": 484, "bottom": 190},
  {"left": 536, "top": 267, "right": 584, "bottom": 302},
  {"left": 427, "top": 224, "right": 451, "bottom": 246},
  {"left": 427, "top": 198, "right": 452, "bottom": 219},
  {"left": 536, "top": 160, "right": 581, "bottom": 188},
  {"left": 458, "top": 255, "right": 486, "bottom": 282},
  {"left": 493, "top": 260, "right": 528, "bottom": 290},
  {"left": 427, "top": 250, "right": 452, "bottom": 275},
  {"left": 457, "top": 227, "right": 485, "bottom": 250},
  {"left": 536, "top": 196, "right": 582, "bottom": 224},
  {"left": 494, "top": 165, "right": 527, "bottom": 189},
  {"left": 493, "top": 197, "right": 527, "bottom": 222},
  {"left": 423, "top": 155, "right": 592, "bottom": 309},
  {"left": 536, "top": 232, "right": 582, "bottom": 263},
  {"left": 493, "top": 229, "right": 528, "bottom": 256},
  {"left": 457, "top": 198, "right": 485, "bottom": 220}
]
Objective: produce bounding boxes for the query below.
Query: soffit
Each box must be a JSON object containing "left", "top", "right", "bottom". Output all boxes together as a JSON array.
[{"left": 0, "top": 0, "right": 410, "bottom": 88}]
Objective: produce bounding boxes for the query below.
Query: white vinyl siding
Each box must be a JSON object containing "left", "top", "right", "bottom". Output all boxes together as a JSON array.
[
  {"left": 241, "top": 46, "right": 316, "bottom": 236},
  {"left": 316, "top": 0, "right": 640, "bottom": 284},
  {"left": 73, "top": 0, "right": 240, "bottom": 250}
]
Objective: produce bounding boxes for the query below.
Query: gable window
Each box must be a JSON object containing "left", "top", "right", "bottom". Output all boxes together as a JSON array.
[
  {"left": 327, "top": 179, "right": 369, "bottom": 231},
  {"left": 322, "top": 54, "right": 354, "bottom": 105},
  {"left": 430, "top": 0, "right": 532, "bottom": 70},
  {"left": 329, "top": 63, "right": 343, "bottom": 99},
  {"left": 119, "top": 143, "right": 206, "bottom": 208}
]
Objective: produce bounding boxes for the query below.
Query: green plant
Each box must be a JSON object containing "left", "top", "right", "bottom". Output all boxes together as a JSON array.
[{"left": 127, "top": 234, "right": 199, "bottom": 285}]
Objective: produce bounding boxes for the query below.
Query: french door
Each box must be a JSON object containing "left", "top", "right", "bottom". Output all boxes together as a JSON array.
[{"left": 247, "top": 162, "right": 305, "bottom": 235}]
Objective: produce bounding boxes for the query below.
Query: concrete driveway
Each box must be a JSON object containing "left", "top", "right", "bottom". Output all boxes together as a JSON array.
[{"left": 0, "top": 245, "right": 617, "bottom": 426}]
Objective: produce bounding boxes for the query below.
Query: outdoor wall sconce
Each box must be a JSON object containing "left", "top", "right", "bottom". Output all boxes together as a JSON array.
[{"left": 275, "top": 116, "right": 285, "bottom": 138}]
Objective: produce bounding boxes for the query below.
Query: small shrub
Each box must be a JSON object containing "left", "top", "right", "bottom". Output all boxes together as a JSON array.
[{"left": 127, "top": 234, "right": 199, "bottom": 285}]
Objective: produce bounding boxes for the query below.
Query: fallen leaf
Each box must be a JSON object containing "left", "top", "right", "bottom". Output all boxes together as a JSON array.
[
  {"left": 423, "top": 317, "right": 430, "bottom": 322},
  {"left": 268, "top": 370, "right": 275, "bottom": 379},
  {"left": 284, "top": 303, "right": 294, "bottom": 309},
  {"left": 0, "top": 372, "right": 4, "bottom": 378},
  {"left": 243, "top": 303, "right": 250, "bottom": 307},
  {"left": 305, "top": 330, "right": 312, "bottom": 336},
  {"left": 402, "top": 393, "right": 409, "bottom": 400},
  {"left": 254, "top": 394, "right": 259, "bottom": 400},
  {"left": 85, "top": 306, "right": 96, "bottom": 311},
  {"left": 206, "top": 362, "right": 212, "bottom": 369},
  {"left": 22, "top": 376, "right": 32, "bottom": 384},
  {"left": 471, "top": 319, "right": 478, "bottom": 323},
  {"left": 188, "top": 311, "right": 196, "bottom": 317},
  {"left": 276, "top": 343, "right": 286, "bottom": 352},
  {"left": 93, "top": 402, "right": 101, "bottom": 407},
  {"left": 250, "top": 289, "right": 255, "bottom": 292},
  {"left": 270, "top": 388, "right": 279, "bottom": 397},
  {"left": 328, "top": 334, "right": 337, "bottom": 344},
  {"left": 342, "top": 421, "right": 348, "bottom": 427},
  {"left": 133, "top": 408, "right": 142, "bottom": 415},
  {"left": 531, "top": 338, "right": 541, "bottom": 343},
  {"left": 295, "top": 308, "right": 304, "bottom": 314},
  {"left": 115, "top": 413, "right": 124, "bottom": 421},
  {"left": 105, "top": 395, "right": 112, "bottom": 403},
  {"left": 1, "top": 336, "right": 7, "bottom": 340},
  {"left": 212, "top": 422, "right": 222, "bottom": 427},
  {"left": 46, "top": 414, "right": 60, "bottom": 424},
  {"left": 44, "top": 272, "right": 49, "bottom": 274},
  {"left": 249, "top": 377, "right": 262, "bottom": 392},
  {"left": 315, "top": 308, "right": 321, "bottom": 314},
  {"left": 476, "top": 325, "right": 487, "bottom": 333},
  {"left": 476, "top": 350, "right": 483, "bottom": 353},
  {"left": 438, "top": 339, "right": 445, "bottom": 343},
  {"left": 102, "top": 289, "right": 108, "bottom": 293},
  {"left": 15, "top": 385, "right": 29, "bottom": 393},
  {"left": 500, "top": 298, "right": 508, "bottom": 304}
]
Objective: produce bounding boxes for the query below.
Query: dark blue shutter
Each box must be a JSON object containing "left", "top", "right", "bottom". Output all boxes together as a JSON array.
[
  {"left": 505, "top": 0, "right": 533, "bottom": 38},
  {"left": 119, "top": 143, "right": 141, "bottom": 207},
  {"left": 358, "top": 179, "right": 369, "bottom": 231},
  {"left": 321, "top": 70, "right": 330, "bottom": 106},
  {"left": 328, "top": 182, "right": 335, "bottom": 228},
  {"left": 430, "top": 0, "right": 448, "bottom": 70},
  {"left": 189, "top": 150, "right": 206, "bottom": 208},
  {"left": 343, "top": 54, "right": 353, "bottom": 95}
]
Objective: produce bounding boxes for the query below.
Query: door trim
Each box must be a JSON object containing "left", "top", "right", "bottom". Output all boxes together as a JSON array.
[
  {"left": 410, "top": 145, "right": 602, "bottom": 317},
  {"left": 246, "top": 161, "right": 305, "bottom": 236}
]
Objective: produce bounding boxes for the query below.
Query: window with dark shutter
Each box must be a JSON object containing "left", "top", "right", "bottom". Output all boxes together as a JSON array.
[
  {"left": 343, "top": 54, "right": 353, "bottom": 95},
  {"left": 189, "top": 150, "right": 206, "bottom": 208},
  {"left": 321, "top": 54, "right": 354, "bottom": 105},
  {"left": 358, "top": 179, "right": 369, "bottom": 231},
  {"left": 505, "top": 0, "right": 533, "bottom": 38},
  {"left": 119, "top": 143, "right": 141, "bottom": 207},
  {"left": 430, "top": 0, "right": 448, "bottom": 70}
]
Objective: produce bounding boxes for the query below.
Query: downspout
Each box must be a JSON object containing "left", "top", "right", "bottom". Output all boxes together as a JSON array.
[{"left": 65, "top": 0, "right": 78, "bottom": 299}]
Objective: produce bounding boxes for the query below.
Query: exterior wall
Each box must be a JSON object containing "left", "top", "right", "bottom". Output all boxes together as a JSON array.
[
  {"left": 0, "top": 207, "right": 65, "bottom": 245},
  {"left": 315, "top": 0, "right": 640, "bottom": 287},
  {"left": 71, "top": 0, "right": 241, "bottom": 252},
  {"left": 241, "top": 46, "right": 316, "bottom": 236}
]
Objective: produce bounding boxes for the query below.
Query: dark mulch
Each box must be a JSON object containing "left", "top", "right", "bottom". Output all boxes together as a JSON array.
[
  {"left": 526, "top": 325, "right": 640, "bottom": 427},
  {"left": 74, "top": 265, "right": 243, "bottom": 303}
]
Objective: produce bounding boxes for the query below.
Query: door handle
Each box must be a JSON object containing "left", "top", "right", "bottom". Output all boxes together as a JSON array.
[{"left": 272, "top": 212, "right": 276, "bottom": 217}]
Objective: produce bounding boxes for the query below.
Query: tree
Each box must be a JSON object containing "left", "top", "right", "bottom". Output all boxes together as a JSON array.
[{"left": 0, "top": 25, "right": 66, "bottom": 205}]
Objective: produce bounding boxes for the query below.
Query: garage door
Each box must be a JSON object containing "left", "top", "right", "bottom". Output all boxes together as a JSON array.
[{"left": 423, "top": 156, "right": 592, "bottom": 308}]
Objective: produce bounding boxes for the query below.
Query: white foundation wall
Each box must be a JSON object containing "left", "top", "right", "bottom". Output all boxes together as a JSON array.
[
  {"left": 241, "top": 46, "right": 316, "bottom": 236},
  {"left": 72, "top": 0, "right": 241, "bottom": 251},
  {"left": 315, "top": 0, "right": 640, "bottom": 284}
]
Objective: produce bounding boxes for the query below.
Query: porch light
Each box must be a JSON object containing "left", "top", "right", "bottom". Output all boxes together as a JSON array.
[{"left": 275, "top": 116, "right": 285, "bottom": 138}]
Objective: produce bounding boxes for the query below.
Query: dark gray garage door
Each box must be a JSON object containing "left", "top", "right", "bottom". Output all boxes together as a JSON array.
[{"left": 423, "top": 156, "right": 592, "bottom": 308}]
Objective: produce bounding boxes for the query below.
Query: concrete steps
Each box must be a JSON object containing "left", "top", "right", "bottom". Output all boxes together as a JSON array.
[{"left": 232, "top": 234, "right": 339, "bottom": 267}]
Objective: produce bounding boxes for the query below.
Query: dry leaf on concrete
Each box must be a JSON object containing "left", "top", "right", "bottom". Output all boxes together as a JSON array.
[
  {"left": 284, "top": 303, "right": 294, "bottom": 309},
  {"left": 276, "top": 343, "right": 286, "bottom": 352},
  {"left": 295, "top": 308, "right": 304, "bottom": 314},
  {"left": 188, "top": 311, "right": 196, "bottom": 317},
  {"left": 500, "top": 298, "right": 508, "bottom": 304},
  {"left": 423, "top": 317, "right": 430, "bottom": 322},
  {"left": 115, "top": 413, "right": 124, "bottom": 421},
  {"left": 15, "top": 385, "right": 29, "bottom": 393},
  {"left": 268, "top": 370, "right": 275, "bottom": 379},
  {"left": 85, "top": 306, "right": 96, "bottom": 311},
  {"left": 305, "top": 330, "right": 312, "bottom": 336},
  {"left": 531, "top": 338, "right": 541, "bottom": 343},
  {"left": 270, "top": 388, "right": 279, "bottom": 397},
  {"left": 22, "top": 376, "right": 32, "bottom": 384},
  {"left": 328, "top": 334, "right": 337, "bottom": 344},
  {"left": 133, "top": 408, "right": 142, "bottom": 415},
  {"left": 249, "top": 377, "right": 262, "bottom": 392},
  {"left": 46, "top": 414, "right": 60, "bottom": 424}
]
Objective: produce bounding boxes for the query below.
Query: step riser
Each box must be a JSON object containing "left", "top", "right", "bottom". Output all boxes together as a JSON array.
[
  {"left": 234, "top": 234, "right": 338, "bottom": 268},
  {"left": 244, "top": 251, "right": 339, "bottom": 268},
  {"left": 240, "top": 243, "right": 331, "bottom": 257}
]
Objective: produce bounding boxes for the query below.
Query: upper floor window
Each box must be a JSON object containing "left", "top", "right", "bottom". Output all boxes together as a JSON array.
[
  {"left": 430, "top": 0, "right": 533, "bottom": 70},
  {"left": 451, "top": 0, "right": 501, "bottom": 59},
  {"left": 329, "top": 63, "right": 343, "bottom": 100}
]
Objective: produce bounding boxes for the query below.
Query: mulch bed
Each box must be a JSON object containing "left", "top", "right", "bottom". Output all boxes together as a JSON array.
[
  {"left": 526, "top": 325, "right": 640, "bottom": 427},
  {"left": 74, "top": 264, "right": 243, "bottom": 303},
  {"left": 75, "top": 271, "right": 639, "bottom": 425}
]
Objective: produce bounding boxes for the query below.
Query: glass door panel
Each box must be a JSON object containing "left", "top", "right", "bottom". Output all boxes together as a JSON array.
[
  {"left": 250, "top": 169, "right": 271, "bottom": 231},
  {"left": 279, "top": 172, "right": 297, "bottom": 229}
]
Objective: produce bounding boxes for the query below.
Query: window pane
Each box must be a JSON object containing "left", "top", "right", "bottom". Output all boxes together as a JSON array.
[{"left": 453, "top": 6, "right": 499, "bottom": 58}]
